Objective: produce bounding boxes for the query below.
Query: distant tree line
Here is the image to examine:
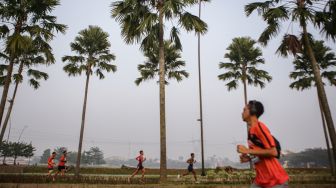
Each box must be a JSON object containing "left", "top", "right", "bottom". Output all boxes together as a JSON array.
[
  {"left": 0, "top": 141, "right": 35, "bottom": 165},
  {"left": 281, "top": 148, "right": 331, "bottom": 168},
  {"left": 40, "top": 146, "right": 105, "bottom": 166}
]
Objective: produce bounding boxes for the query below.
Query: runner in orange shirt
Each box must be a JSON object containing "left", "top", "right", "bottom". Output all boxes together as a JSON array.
[
  {"left": 237, "top": 100, "right": 289, "bottom": 188},
  {"left": 47, "top": 152, "right": 56, "bottom": 181},
  {"left": 54, "top": 150, "right": 67, "bottom": 178}
]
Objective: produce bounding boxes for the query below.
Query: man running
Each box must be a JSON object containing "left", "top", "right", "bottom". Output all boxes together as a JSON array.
[
  {"left": 237, "top": 100, "right": 289, "bottom": 188},
  {"left": 129, "top": 150, "right": 146, "bottom": 183},
  {"left": 54, "top": 150, "right": 67, "bottom": 178},
  {"left": 182, "top": 153, "right": 197, "bottom": 181},
  {"left": 47, "top": 152, "right": 56, "bottom": 181}
]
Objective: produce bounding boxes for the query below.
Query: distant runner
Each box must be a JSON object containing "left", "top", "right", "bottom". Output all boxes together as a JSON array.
[
  {"left": 47, "top": 152, "right": 56, "bottom": 181},
  {"left": 128, "top": 150, "right": 146, "bottom": 183},
  {"left": 237, "top": 100, "right": 289, "bottom": 188},
  {"left": 182, "top": 153, "right": 197, "bottom": 181},
  {"left": 54, "top": 150, "right": 68, "bottom": 178}
]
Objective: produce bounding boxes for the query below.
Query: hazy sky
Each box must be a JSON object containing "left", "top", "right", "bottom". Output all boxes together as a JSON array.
[{"left": 3, "top": 0, "right": 336, "bottom": 163}]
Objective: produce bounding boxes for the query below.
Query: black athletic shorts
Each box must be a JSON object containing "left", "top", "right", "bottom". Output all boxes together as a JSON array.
[
  {"left": 138, "top": 164, "right": 144, "bottom": 170},
  {"left": 58, "top": 166, "right": 66, "bottom": 171},
  {"left": 188, "top": 165, "right": 193, "bottom": 172}
]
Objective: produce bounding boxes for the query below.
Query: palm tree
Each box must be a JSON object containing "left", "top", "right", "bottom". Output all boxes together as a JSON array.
[
  {"left": 0, "top": 37, "right": 49, "bottom": 142},
  {"left": 111, "top": 0, "right": 208, "bottom": 181},
  {"left": 316, "top": 0, "right": 336, "bottom": 41},
  {"left": 218, "top": 37, "right": 272, "bottom": 105},
  {"left": 218, "top": 37, "right": 272, "bottom": 169},
  {"left": 245, "top": 0, "right": 336, "bottom": 169},
  {"left": 0, "top": 0, "right": 66, "bottom": 130},
  {"left": 62, "top": 25, "right": 116, "bottom": 176},
  {"left": 135, "top": 40, "right": 189, "bottom": 85},
  {"left": 289, "top": 38, "right": 336, "bottom": 175}
]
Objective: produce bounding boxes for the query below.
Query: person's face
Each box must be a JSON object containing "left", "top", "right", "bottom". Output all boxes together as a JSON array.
[
  {"left": 191, "top": 154, "right": 194, "bottom": 158},
  {"left": 140, "top": 151, "right": 144, "bottom": 155},
  {"left": 52, "top": 153, "right": 56, "bottom": 158},
  {"left": 242, "top": 105, "right": 251, "bottom": 122}
]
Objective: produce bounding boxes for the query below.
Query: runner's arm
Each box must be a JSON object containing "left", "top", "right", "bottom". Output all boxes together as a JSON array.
[{"left": 237, "top": 145, "right": 277, "bottom": 158}]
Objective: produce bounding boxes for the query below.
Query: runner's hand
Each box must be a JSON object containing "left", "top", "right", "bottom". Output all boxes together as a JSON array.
[
  {"left": 237, "top": 145, "right": 249, "bottom": 154},
  {"left": 239, "top": 154, "right": 250, "bottom": 163}
]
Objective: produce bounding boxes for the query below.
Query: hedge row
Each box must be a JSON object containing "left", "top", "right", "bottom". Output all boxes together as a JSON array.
[
  {"left": 14, "top": 166, "right": 332, "bottom": 175},
  {"left": 20, "top": 166, "right": 208, "bottom": 175},
  {"left": 0, "top": 174, "right": 334, "bottom": 185}
]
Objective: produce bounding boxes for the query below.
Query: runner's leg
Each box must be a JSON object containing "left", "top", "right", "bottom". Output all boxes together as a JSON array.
[{"left": 192, "top": 170, "right": 197, "bottom": 181}]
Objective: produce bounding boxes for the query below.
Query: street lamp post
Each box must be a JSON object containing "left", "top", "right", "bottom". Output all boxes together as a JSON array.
[{"left": 197, "top": 0, "right": 206, "bottom": 177}]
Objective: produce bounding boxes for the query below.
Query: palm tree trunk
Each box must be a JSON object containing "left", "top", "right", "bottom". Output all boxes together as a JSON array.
[
  {"left": 242, "top": 67, "right": 253, "bottom": 169},
  {"left": 75, "top": 72, "right": 90, "bottom": 177},
  {"left": 302, "top": 23, "right": 336, "bottom": 171},
  {"left": 0, "top": 62, "right": 24, "bottom": 142},
  {"left": 0, "top": 59, "right": 15, "bottom": 130},
  {"left": 158, "top": 0, "right": 167, "bottom": 183},
  {"left": 318, "top": 91, "right": 336, "bottom": 175},
  {"left": 242, "top": 67, "right": 248, "bottom": 105},
  {"left": 198, "top": 0, "right": 206, "bottom": 177}
]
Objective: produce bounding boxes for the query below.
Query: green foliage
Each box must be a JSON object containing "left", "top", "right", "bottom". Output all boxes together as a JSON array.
[
  {"left": 289, "top": 39, "right": 336, "bottom": 90},
  {"left": 84, "top": 147, "right": 106, "bottom": 165},
  {"left": 39, "top": 149, "right": 51, "bottom": 164},
  {"left": 281, "top": 148, "right": 332, "bottom": 168},
  {"left": 206, "top": 169, "right": 255, "bottom": 181},
  {"left": 0, "top": 0, "right": 67, "bottom": 60},
  {"left": 0, "top": 36, "right": 50, "bottom": 88},
  {"left": 51, "top": 147, "right": 105, "bottom": 165},
  {"left": 135, "top": 40, "right": 189, "bottom": 85},
  {"left": 315, "top": 1, "right": 336, "bottom": 41},
  {"left": 0, "top": 141, "right": 35, "bottom": 164},
  {"left": 0, "top": 141, "right": 13, "bottom": 162},
  {"left": 62, "top": 26, "right": 116, "bottom": 79},
  {"left": 111, "top": 0, "right": 208, "bottom": 51},
  {"left": 218, "top": 37, "right": 272, "bottom": 90}
]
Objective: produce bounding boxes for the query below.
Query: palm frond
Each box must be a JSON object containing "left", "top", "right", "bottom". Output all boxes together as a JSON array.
[{"left": 277, "top": 34, "right": 302, "bottom": 56}]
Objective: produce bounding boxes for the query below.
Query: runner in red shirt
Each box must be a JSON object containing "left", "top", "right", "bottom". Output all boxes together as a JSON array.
[
  {"left": 47, "top": 152, "right": 56, "bottom": 181},
  {"left": 128, "top": 150, "right": 146, "bottom": 183},
  {"left": 237, "top": 100, "right": 289, "bottom": 188},
  {"left": 54, "top": 150, "right": 67, "bottom": 179}
]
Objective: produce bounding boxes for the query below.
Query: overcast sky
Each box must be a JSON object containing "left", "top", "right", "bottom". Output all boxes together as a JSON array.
[{"left": 3, "top": 0, "right": 336, "bottom": 163}]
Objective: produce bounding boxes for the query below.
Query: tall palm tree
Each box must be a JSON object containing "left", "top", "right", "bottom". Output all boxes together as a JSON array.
[
  {"left": 62, "top": 26, "right": 116, "bottom": 177},
  {"left": 135, "top": 40, "right": 189, "bottom": 85},
  {"left": 218, "top": 37, "right": 272, "bottom": 105},
  {"left": 218, "top": 37, "right": 272, "bottom": 169},
  {"left": 0, "top": 0, "right": 66, "bottom": 130},
  {"left": 0, "top": 36, "right": 49, "bottom": 142},
  {"left": 245, "top": 0, "right": 336, "bottom": 168},
  {"left": 289, "top": 38, "right": 336, "bottom": 175},
  {"left": 111, "top": 0, "right": 208, "bottom": 181}
]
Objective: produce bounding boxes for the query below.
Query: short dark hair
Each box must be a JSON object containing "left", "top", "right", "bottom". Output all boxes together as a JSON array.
[
  {"left": 139, "top": 150, "right": 143, "bottom": 154},
  {"left": 52, "top": 152, "right": 56, "bottom": 155},
  {"left": 248, "top": 100, "right": 264, "bottom": 118},
  {"left": 191, "top": 153, "right": 194, "bottom": 156}
]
